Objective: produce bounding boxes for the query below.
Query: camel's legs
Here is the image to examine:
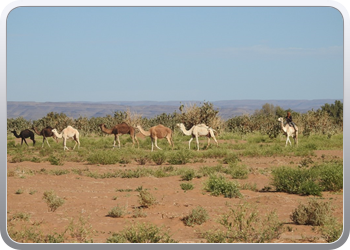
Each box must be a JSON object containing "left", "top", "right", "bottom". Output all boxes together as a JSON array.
[
  {"left": 43, "top": 137, "right": 51, "bottom": 148},
  {"left": 166, "top": 136, "right": 173, "bottom": 149},
  {"left": 285, "top": 136, "right": 291, "bottom": 146},
  {"left": 188, "top": 138, "right": 193, "bottom": 150},
  {"left": 22, "top": 138, "right": 29, "bottom": 146},
  {"left": 135, "top": 136, "right": 139, "bottom": 148},
  {"left": 196, "top": 136, "right": 200, "bottom": 151},
  {"left": 117, "top": 135, "right": 121, "bottom": 148},
  {"left": 154, "top": 137, "right": 162, "bottom": 150},
  {"left": 206, "top": 138, "right": 210, "bottom": 149},
  {"left": 63, "top": 138, "right": 69, "bottom": 151}
]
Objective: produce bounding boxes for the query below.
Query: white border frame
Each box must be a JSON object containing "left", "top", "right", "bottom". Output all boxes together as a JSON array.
[{"left": 1, "top": 1, "right": 348, "bottom": 249}]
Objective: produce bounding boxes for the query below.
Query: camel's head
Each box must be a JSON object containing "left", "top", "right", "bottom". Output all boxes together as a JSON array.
[
  {"left": 176, "top": 123, "right": 183, "bottom": 128},
  {"left": 277, "top": 117, "right": 283, "bottom": 122},
  {"left": 99, "top": 124, "right": 105, "bottom": 128},
  {"left": 51, "top": 128, "right": 58, "bottom": 134}
]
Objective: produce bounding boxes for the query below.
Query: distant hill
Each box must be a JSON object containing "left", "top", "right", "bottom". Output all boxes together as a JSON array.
[{"left": 7, "top": 99, "right": 340, "bottom": 120}]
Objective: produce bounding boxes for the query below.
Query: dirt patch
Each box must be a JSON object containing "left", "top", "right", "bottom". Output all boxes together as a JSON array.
[{"left": 7, "top": 149, "right": 343, "bottom": 243}]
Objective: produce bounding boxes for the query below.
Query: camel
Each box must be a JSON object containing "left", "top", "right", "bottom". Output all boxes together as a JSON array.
[
  {"left": 277, "top": 117, "right": 298, "bottom": 146},
  {"left": 99, "top": 122, "right": 139, "bottom": 149},
  {"left": 136, "top": 124, "right": 174, "bottom": 151},
  {"left": 176, "top": 123, "right": 218, "bottom": 151},
  {"left": 51, "top": 126, "right": 80, "bottom": 151},
  {"left": 31, "top": 126, "right": 58, "bottom": 148},
  {"left": 11, "top": 129, "right": 36, "bottom": 146}
]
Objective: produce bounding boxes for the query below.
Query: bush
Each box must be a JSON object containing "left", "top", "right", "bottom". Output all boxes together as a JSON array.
[
  {"left": 180, "top": 182, "right": 194, "bottom": 191},
  {"left": 107, "top": 205, "right": 127, "bottom": 218},
  {"left": 106, "top": 222, "right": 177, "bottom": 243},
  {"left": 271, "top": 162, "right": 343, "bottom": 196},
  {"left": 225, "top": 163, "right": 249, "bottom": 179},
  {"left": 138, "top": 190, "right": 157, "bottom": 208},
  {"left": 203, "top": 174, "right": 242, "bottom": 198},
  {"left": 87, "top": 151, "right": 120, "bottom": 165},
  {"left": 204, "top": 202, "right": 283, "bottom": 243},
  {"left": 167, "top": 150, "right": 192, "bottom": 165},
  {"left": 271, "top": 166, "right": 321, "bottom": 196},
  {"left": 151, "top": 151, "right": 167, "bottom": 165},
  {"left": 290, "top": 198, "right": 334, "bottom": 226},
  {"left": 182, "top": 206, "right": 209, "bottom": 227},
  {"left": 180, "top": 169, "right": 196, "bottom": 181},
  {"left": 42, "top": 190, "right": 65, "bottom": 212}
]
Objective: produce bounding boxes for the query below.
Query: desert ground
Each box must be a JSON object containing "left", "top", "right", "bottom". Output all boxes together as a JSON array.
[{"left": 6, "top": 135, "right": 343, "bottom": 244}]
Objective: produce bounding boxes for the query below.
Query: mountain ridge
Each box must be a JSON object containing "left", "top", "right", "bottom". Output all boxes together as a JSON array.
[{"left": 7, "top": 99, "right": 340, "bottom": 120}]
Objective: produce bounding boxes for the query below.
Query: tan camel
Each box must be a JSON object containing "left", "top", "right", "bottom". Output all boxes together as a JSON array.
[
  {"left": 99, "top": 122, "right": 139, "bottom": 149},
  {"left": 52, "top": 126, "right": 80, "bottom": 151},
  {"left": 277, "top": 117, "right": 298, "bottom": 146},
  {"left": 176, "top": 123, "right": 218, "bottom": 151},
  {"left": 136, "top": 124, "right": 174, "bottom": 151},
  {"left": 31, "top": 126, "right": 58, "bottom": 148}
]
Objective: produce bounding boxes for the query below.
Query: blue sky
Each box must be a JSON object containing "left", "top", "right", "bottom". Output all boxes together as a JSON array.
[{"left": 6, "top": 7, "right": 343, "bottom": 102}]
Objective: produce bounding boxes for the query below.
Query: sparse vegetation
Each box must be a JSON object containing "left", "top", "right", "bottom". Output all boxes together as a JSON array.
[
  {"left": 182, "top": 206, "right": 209, "bottom": 227},
  {"left": 42, "top": 190, "right": 65, "bottom": 212},
  {"left": 6, "top": 101, "right": 343, "bottom": 243},
  {"left": 203, "top": 174, "right": 242, "bottom": 198},
  {"left": 106, "top": 222, "right": 178, "bottom": 243},
  {"left": 204, "top": 202, "right": 284, "bottom": 243}
]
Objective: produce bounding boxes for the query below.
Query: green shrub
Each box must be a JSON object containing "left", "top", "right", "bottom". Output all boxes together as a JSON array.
[
  {"left": 271, "top": 162, "right": 343, "bottom": 196},
  {"left": 180, "top": 182, "right": 194, "bottom": 191},
  {"left": 225, "top": 163, "right": 249, "bottom": 179},
  {"left": 167, "top": 150, "right": 192, "bottom": 165},
  {"left": 42, "top": 190, "right": 65, "bottom": 212},
  {"left": 204, "top": 202, "right": 283, "bottom": 243},
  {"left": 181, "top": 169, "right": 196, "bottom": 181},
  {"left": 290, "top": 198, "right": 334, "bottom": 226},
  {"left": 182, "top": 206, "right": 209, "bottom": 227},
  {"left": 222, "top": 152, "right": 240, "bottom": 164},
  {"left": 203, "top": 174, "right": 242, "bottom": 198},
  {"left": 87, "top": 151, "right": 120, "bottom": 165},
  {"left": 107, "top": 205, "right": 127, "bottom": 218},
  {"left": 132, "top": 208, "right": 147, "bottom": 218},
  {"left": 320, "top": 220, "right": 343, "bottom": 243},
  {"left": 316, "top": 162, "right": 343, "bottom": 192},
  {"left": 271, "top": 166, "right": 320, "bottom": 195},
  {"left": 138, "top": 190, "right": 157, "bottom": 208},
  {"left": 106, "top": 222, "right": 178, "bottom": 243},
  {"left": 151, "top": 151, "right": 167, "bottom": 165},
  {"left": 48, "top": 155, "right": 63, "bottom": 166}
]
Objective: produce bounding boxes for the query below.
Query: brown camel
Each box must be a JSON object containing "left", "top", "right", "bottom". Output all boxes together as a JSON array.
[
  {"left": 11, "top": 129, "right": 36, "bottom": 146},
  {"left": 136, "top": 124, "right": 174, "bottom": 151},
  {"left": 31, "top": 126, "right": 58, "bottom": 148},
  {"left": 99, "top": 122, "right": 139, "bottom": 149}
]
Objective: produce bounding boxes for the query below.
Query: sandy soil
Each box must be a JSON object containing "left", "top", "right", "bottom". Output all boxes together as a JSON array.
[{"left": 6, "top": 145, "right": 343, "bottom": 244}]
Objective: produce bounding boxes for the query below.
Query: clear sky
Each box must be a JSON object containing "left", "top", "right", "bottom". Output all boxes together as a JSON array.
[{"left": 6, "top": 6, "right": 344, "bottom": 102}]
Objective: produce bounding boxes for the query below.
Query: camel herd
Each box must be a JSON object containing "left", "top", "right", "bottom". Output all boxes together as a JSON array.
[{"left": 10, "top": 117, "right": 298, "bottom": 151}]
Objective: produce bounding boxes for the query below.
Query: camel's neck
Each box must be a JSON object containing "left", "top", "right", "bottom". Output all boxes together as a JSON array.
[
  {"left": 12, "top": 131, "right": 20, "bottom": 138},
  {"left": 137, "top": 126, "right": 150, "bottom": 136},
  {"left": 279, "top": 120, "right": 287, "bottom": 133},
  {"left": 53, "top": 130, "right": 63, "bottom": 138},
  {"left": 179, "top": 124, "right": 193, "bottom": 136},
  {"left": 100, "top": 125, "right": 113, "bottom": 134},
  {"left": 32, "top": 127, "right": 41, "bottom": 135}
]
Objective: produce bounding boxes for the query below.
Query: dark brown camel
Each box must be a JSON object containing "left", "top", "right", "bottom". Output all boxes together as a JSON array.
[
  {"left": 99, "top": 122, "right": 139, "bottom": 149},
  {"left": 31, "top": 126, "right": 58, "bottom": 148},
  {"left": 11, "top": 129, "right": 36, "bottom": 146}
]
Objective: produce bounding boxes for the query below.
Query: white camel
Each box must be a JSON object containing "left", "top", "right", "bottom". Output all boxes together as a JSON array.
[
  {"left": 277, "top": 117, "right": 298, "bottom": 146},
  {"left": 52, "top": 126, "right": 80, "bottom": 151},
  {"left": 176, "top": 123, "right": 218, "bottom": 151}
]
